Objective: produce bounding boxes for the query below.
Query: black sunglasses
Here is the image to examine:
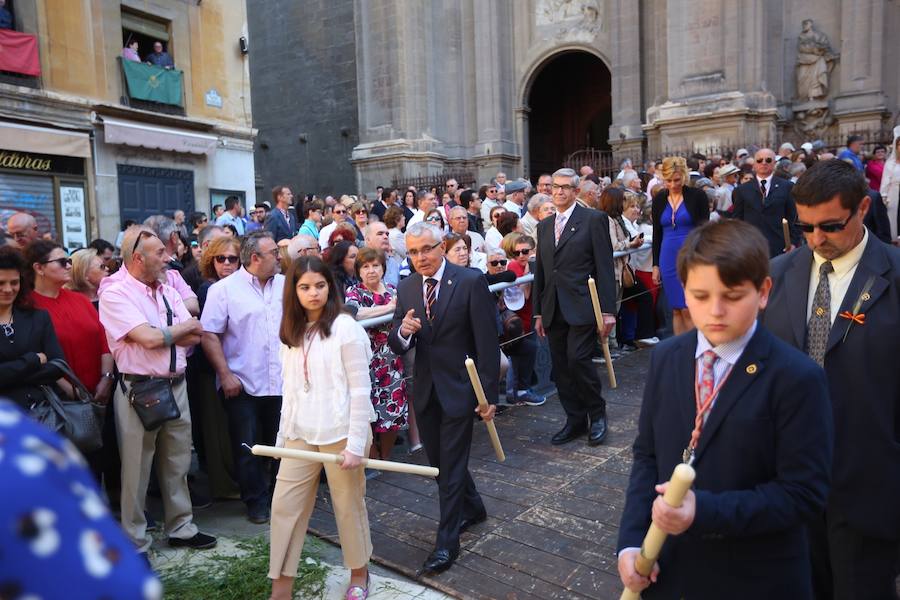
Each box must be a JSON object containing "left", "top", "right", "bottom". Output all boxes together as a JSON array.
[
  {"left": 511, "top": 249, "right": 531, "bottom": 257},
  {"left": 41, "top": 257, "right": 72, "bottom": 268},
  {"left": 131, "top": 231, "right": 155, "bottom": 256},
  {"left": 489, "top": 259, "right": 508, "bottom": 267},
  {"left": 214, "top": 255, "right": 240, "bottom": 264},
  {"left": 755, "top": 157, "right": 774, "bottom": 164},
  {"left": 795, "top": 211, "right": 855, "bottom": 234}
]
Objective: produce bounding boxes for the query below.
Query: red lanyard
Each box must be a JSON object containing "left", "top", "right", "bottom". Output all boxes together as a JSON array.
[{"left": 683, "top": 361, "right": 733, "bottom": 464}]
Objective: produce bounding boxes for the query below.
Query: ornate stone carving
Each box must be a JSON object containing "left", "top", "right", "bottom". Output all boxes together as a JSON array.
[
  {"left": 536, "top": 0, "right": 602, "bottom": 38},
  {"left": 795, "top": 19, "right": 838, "bottom": 102},
  {"left": 793, "top": 19, "right": 839, "bottom": 137}
]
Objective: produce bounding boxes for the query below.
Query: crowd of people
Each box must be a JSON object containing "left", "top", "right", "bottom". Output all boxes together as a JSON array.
[{"left": 0, "top": 128, "right": 898, "bottom": 598}]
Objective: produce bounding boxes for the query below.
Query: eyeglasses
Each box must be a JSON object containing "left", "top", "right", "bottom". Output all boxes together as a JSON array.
[
  {"left": 489, "top": 259, "right": 508, "bottom": 267},
  {"left": 41, "top": 257, "right": 72, "bottom": 268},
  {"left": 425, "top": 216, "right": 442, "bottom": 222},
  {"left": 551, "top": 184, "right": 576, "bottom": 191},
  {"left": 755, "top": 157, "right": 774, "bottom": 164},
  {"left": 407, "top": 241, "right": 442, "bottom": 258},
  {"left": 131, "top": 231, "right": 155, "bottom": 256},
  {"left": 354, "top": 210, "right": 367, "bottom": 215},
  {"left": 256, "top": 249, "right": 280, "bottom": 258},
  {"left": 795, "top": 211, "right": 855, "bottom": 233},
  {"left": 214, "top": 255, "right": 240, "bottom": 264},
  {"left": 511, "top": 249, "right": 531, "bottom": 257},
  {"left": 333, "top": 209, "right": 347, "bottom": 215}
]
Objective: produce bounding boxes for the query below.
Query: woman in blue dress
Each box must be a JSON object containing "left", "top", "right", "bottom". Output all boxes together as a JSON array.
[{"left": 651, "top": 156, "right": 709, "bottom": 334}]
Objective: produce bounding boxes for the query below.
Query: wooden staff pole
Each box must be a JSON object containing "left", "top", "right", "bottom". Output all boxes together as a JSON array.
[
  {"left": 619, "top": 463, "right": 696, "bottom": 600},
  {"left": 588, "top": 276, "right": 617, "bottom": 388},
  {"left": 249, "top": 444, "right": 439, "bottom": 478},
  {"left": 464, "top": 357, "right": 506, "bottom": 462},
  {"left": 782, "top": 218, "right": 791, "bottom": 252}
]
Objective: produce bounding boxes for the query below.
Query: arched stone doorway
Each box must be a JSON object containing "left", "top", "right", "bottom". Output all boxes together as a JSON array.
[{"left": 526, "top": 51, "right": 612, "bottom": 178}]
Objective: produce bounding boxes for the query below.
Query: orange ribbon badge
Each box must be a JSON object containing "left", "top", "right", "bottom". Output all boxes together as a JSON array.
[{"left": 838, "top": 310, "right": 865, "bottom": 325}]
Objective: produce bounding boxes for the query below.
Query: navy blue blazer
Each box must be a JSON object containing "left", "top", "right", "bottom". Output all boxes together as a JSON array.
[
  {"left": 387, "top": 261, "right": 500, "bottom": 418},
  {"left": 618, "top": 327, "right": 833, "bottom": 600},
  {"left": 264, "top": 208, "right": 297, "bottom": 242},
  {"left": 762, "top": 237, "right": 900, "bottom": 540},
  {"left": 732, "top": 176, "right": 803, "bottom": 257}
]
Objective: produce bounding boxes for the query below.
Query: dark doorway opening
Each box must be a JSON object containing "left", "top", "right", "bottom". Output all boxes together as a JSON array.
[
  {"left": 527, "top": 52, "right": 612, "bottom": 179},
  {"left": 117, "top": 164, "right": 194, "bottom": 226}
]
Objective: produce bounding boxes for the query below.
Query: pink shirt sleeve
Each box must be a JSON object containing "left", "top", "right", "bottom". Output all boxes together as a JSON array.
[
  {"left": 199, "top": 280, "right": 228, "bottom": 334},
  {"left": 167, "top": 270, "right": 197, "bottom": 301},
  {"left": 99, "top": 287, "right": 150, "bottom": 342}
]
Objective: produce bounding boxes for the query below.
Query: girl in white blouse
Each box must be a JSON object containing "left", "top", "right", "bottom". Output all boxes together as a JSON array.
[{"left": 268, "top": 256, "right": 375, "bottom": 600}]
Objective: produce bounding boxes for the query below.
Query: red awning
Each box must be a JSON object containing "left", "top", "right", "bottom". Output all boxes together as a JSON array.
[{"left": 0, "top": 29, "right": 41, "bottom": 77}]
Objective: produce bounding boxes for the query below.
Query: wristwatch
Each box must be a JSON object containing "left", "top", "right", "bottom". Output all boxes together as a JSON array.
[{"left": 102, "top": 372, "right": 115, "bottom": 380}]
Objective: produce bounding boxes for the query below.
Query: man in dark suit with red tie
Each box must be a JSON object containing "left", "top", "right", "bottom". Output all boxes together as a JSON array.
[
  {"left": 762, "top": 159, "right": 900, "bottom": 599},
  {"left": 732, "top": 147, "right": 803, "bottom": 257},
  {"left": 388, "top": 222, "right": 500, "bottom": 576},
  {"left": 533, "top": 168, "right": 617, "bottom": 446}
]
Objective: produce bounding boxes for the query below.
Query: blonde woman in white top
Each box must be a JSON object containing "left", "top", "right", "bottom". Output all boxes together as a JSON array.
[{"left": 268, "top": 256, "right": 375, "bottom": 600}]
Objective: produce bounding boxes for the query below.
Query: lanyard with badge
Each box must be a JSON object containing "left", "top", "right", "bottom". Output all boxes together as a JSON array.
[{"left": 682, "top": 359, "right": 733, "bottom": 466}]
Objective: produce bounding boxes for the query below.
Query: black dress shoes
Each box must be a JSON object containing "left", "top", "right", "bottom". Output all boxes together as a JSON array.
[
  {"left": 418, "top": 547, "right": 460, "bottom": 576},
  {"left": 551, "top": 420, "right": 588, "bottom": 445},
  {"left": 588, "top": 415, "right": 608, "bottom": 446},
  {"left": 459, "top": 510, "right": 487, "bottom": 533}
]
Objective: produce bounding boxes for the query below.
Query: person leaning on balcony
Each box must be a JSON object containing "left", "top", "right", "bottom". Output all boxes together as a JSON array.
[
  {"left": 122, "top": 39, "right": 140, "bottom": 62},
  {"left": 147, "top": 40, "right": 174, "bottom": 69}
]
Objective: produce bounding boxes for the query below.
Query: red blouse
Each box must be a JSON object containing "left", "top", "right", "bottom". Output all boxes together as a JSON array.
[{"left": 30, "top": 289, "right": 110, "bottom": 393}]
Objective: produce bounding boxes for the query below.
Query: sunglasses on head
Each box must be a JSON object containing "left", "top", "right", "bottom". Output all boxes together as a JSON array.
[
  {"left": 214, "top": 255, "right": 240, "bottom": 264},
  {"left": 41, "top": 257, "right": 72, "bottom": 268},
  {"left": 489, "top": 259, "right": 508, "bottom": 267},
  {"left": 794, "top": 211, "right": 855, "bottom": 234},
  {"left": 755, "top": 157, "right": 774, "bottom": 164}
]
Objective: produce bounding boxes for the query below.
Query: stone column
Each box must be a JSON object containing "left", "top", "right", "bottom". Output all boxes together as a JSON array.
[
  {"left": 609, "top": 0, "right": 643, "bottom": 159},
  {"left": 834, "top": 0, "right": 889, "bottom": 131},
  {"left": 514, "top": 106, "right": 530, "bottom": 179}
]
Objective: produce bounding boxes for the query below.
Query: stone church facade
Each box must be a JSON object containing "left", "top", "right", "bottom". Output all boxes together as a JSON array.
[{"left": 248, "top": 0, "right": 899, "bottom": 196}]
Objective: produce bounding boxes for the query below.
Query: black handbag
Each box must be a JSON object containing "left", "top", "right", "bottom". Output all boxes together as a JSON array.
[
  {"left": 125, "top": 293, "right": 181, "bottom": 431},
  {"left": 32, "top": 359, "right": 105, "bottom": 454}
]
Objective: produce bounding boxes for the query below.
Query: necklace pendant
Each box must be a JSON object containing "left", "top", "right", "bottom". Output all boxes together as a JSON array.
[{"left": 303, "top": 381, "right": 311, "bottom": 393}]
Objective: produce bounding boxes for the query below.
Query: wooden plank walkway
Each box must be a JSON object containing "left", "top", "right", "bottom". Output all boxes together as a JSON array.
[{"left": 309, "top": 349, "right": 650, "bottom": 600}]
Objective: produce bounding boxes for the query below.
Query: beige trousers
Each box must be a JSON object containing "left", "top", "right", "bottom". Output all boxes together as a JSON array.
[
  {"left": 268, "top": 437, "right": 372, "bottom": 579},
  {"left": 115, "top": 378, "right": 197, "bottom": 552}
]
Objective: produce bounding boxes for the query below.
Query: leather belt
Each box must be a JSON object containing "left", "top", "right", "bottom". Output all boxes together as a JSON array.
[{"left": 122, "top": 373, "right": 185, "bottom": 384}]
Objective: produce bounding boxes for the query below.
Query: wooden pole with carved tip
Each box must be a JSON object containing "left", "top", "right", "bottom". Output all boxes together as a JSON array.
[
  {"left": 464, "top": 357, "right": 506, "bottom": 462},
  {"left": 782, "top": 218, "right": 791, "bottom": 252},
  {"left": 588, "top": 276, "right": 617, "bottom": 388},
  {"left": 619, "top": 463, "right": 696, "bottom": 600},
  {"left": 248, "top": 444, "right": 439, "bottom": 477}
]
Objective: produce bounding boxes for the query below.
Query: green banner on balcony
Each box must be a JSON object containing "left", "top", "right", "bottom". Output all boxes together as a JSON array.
[{"left": 121, "top": 60, "right": 183, "bottom": 106}]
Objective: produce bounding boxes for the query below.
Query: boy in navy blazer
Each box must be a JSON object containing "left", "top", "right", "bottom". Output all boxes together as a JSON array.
[{"left": 617, "top": 220, "right": 833, "bottom": 599}]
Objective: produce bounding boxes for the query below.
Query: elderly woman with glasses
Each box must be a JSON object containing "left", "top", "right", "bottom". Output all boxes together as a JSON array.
[
  {"left": 26, "top": 240, "right": 115, "bottom": 481},
  {"left": 344, "top": 247, "right": 408, "bottom": 461},
  {"left": 67, "top": 248, "right": 110, "bottom": 307},
  {"left": 190, "top": 235, "right": 242, "bottom": 499}
]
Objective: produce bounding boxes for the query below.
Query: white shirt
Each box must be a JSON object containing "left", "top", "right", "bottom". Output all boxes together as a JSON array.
[
  {"left": 201, "top": 268, "right": 285, "bottom": 396},
  {"left": 481, "top": 198, "right": 500, "bottom": 230},
  {"left": 389, "top": 227, "right": 407, "bottom": 259},
  {"left": 318, "top": 221, "right": 339, "bottom": 250},
  {"left": 806, "top": 229, "right": 869, "bottom": 324},
  {"left": 277, "top": 314, "right": 375, "bottom": 456},
  {"left": 503, "top": 199, "right": 524, "bottom": 216},
  {"left": 407, "top": 210, "right": 425, "bottom": 228},
  {"left": 622, "top": 217, "right": 653, "bottom": 272},
  {"left": 756, "top": 175, "right": 773, "bottom": 198},
  {"left": 485, "top": 227, "right": 504, "bottom": 252}
]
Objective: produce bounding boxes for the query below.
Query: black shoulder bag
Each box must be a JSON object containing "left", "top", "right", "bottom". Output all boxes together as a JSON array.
[{"left": 126, "top": 293, "right": 181, "bottom": 431}]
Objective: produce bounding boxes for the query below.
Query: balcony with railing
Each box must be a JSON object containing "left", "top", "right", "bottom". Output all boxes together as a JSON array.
[
  {"left": 0, "top": 27, "right": 41, "bottom": 88},
  {"left": 117, "top": 57, "right": 185, "bottom": 116}
]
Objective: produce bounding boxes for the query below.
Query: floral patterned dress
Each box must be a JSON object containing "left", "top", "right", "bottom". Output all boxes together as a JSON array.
[{"left": 345, "top": 283, "right": 408, "bottom": 432}]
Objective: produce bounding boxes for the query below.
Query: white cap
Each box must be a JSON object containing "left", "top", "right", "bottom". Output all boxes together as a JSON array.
[
  {"left": 779, "top": 142, "right": 796, "bottom": 153},
  {"left": 736, "top": 148, "right": 749, "bottom": 158}
]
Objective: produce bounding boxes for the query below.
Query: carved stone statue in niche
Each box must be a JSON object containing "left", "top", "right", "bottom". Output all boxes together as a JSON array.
[{"left": 795, "top": 19, "right": 838, "bottom": 102}]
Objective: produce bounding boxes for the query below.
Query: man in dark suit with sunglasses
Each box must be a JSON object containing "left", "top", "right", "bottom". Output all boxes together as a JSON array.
[
  {"left": 762, "top": 159, "right": 900, "bottom": 600},
  {"left": 732, "top": 147, "right": 804, "bottom": 257}
]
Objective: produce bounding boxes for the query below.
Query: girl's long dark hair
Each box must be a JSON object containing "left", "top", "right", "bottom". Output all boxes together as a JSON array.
[{"left": 279, "top": 256, "right": 343, "bottom": 347}]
